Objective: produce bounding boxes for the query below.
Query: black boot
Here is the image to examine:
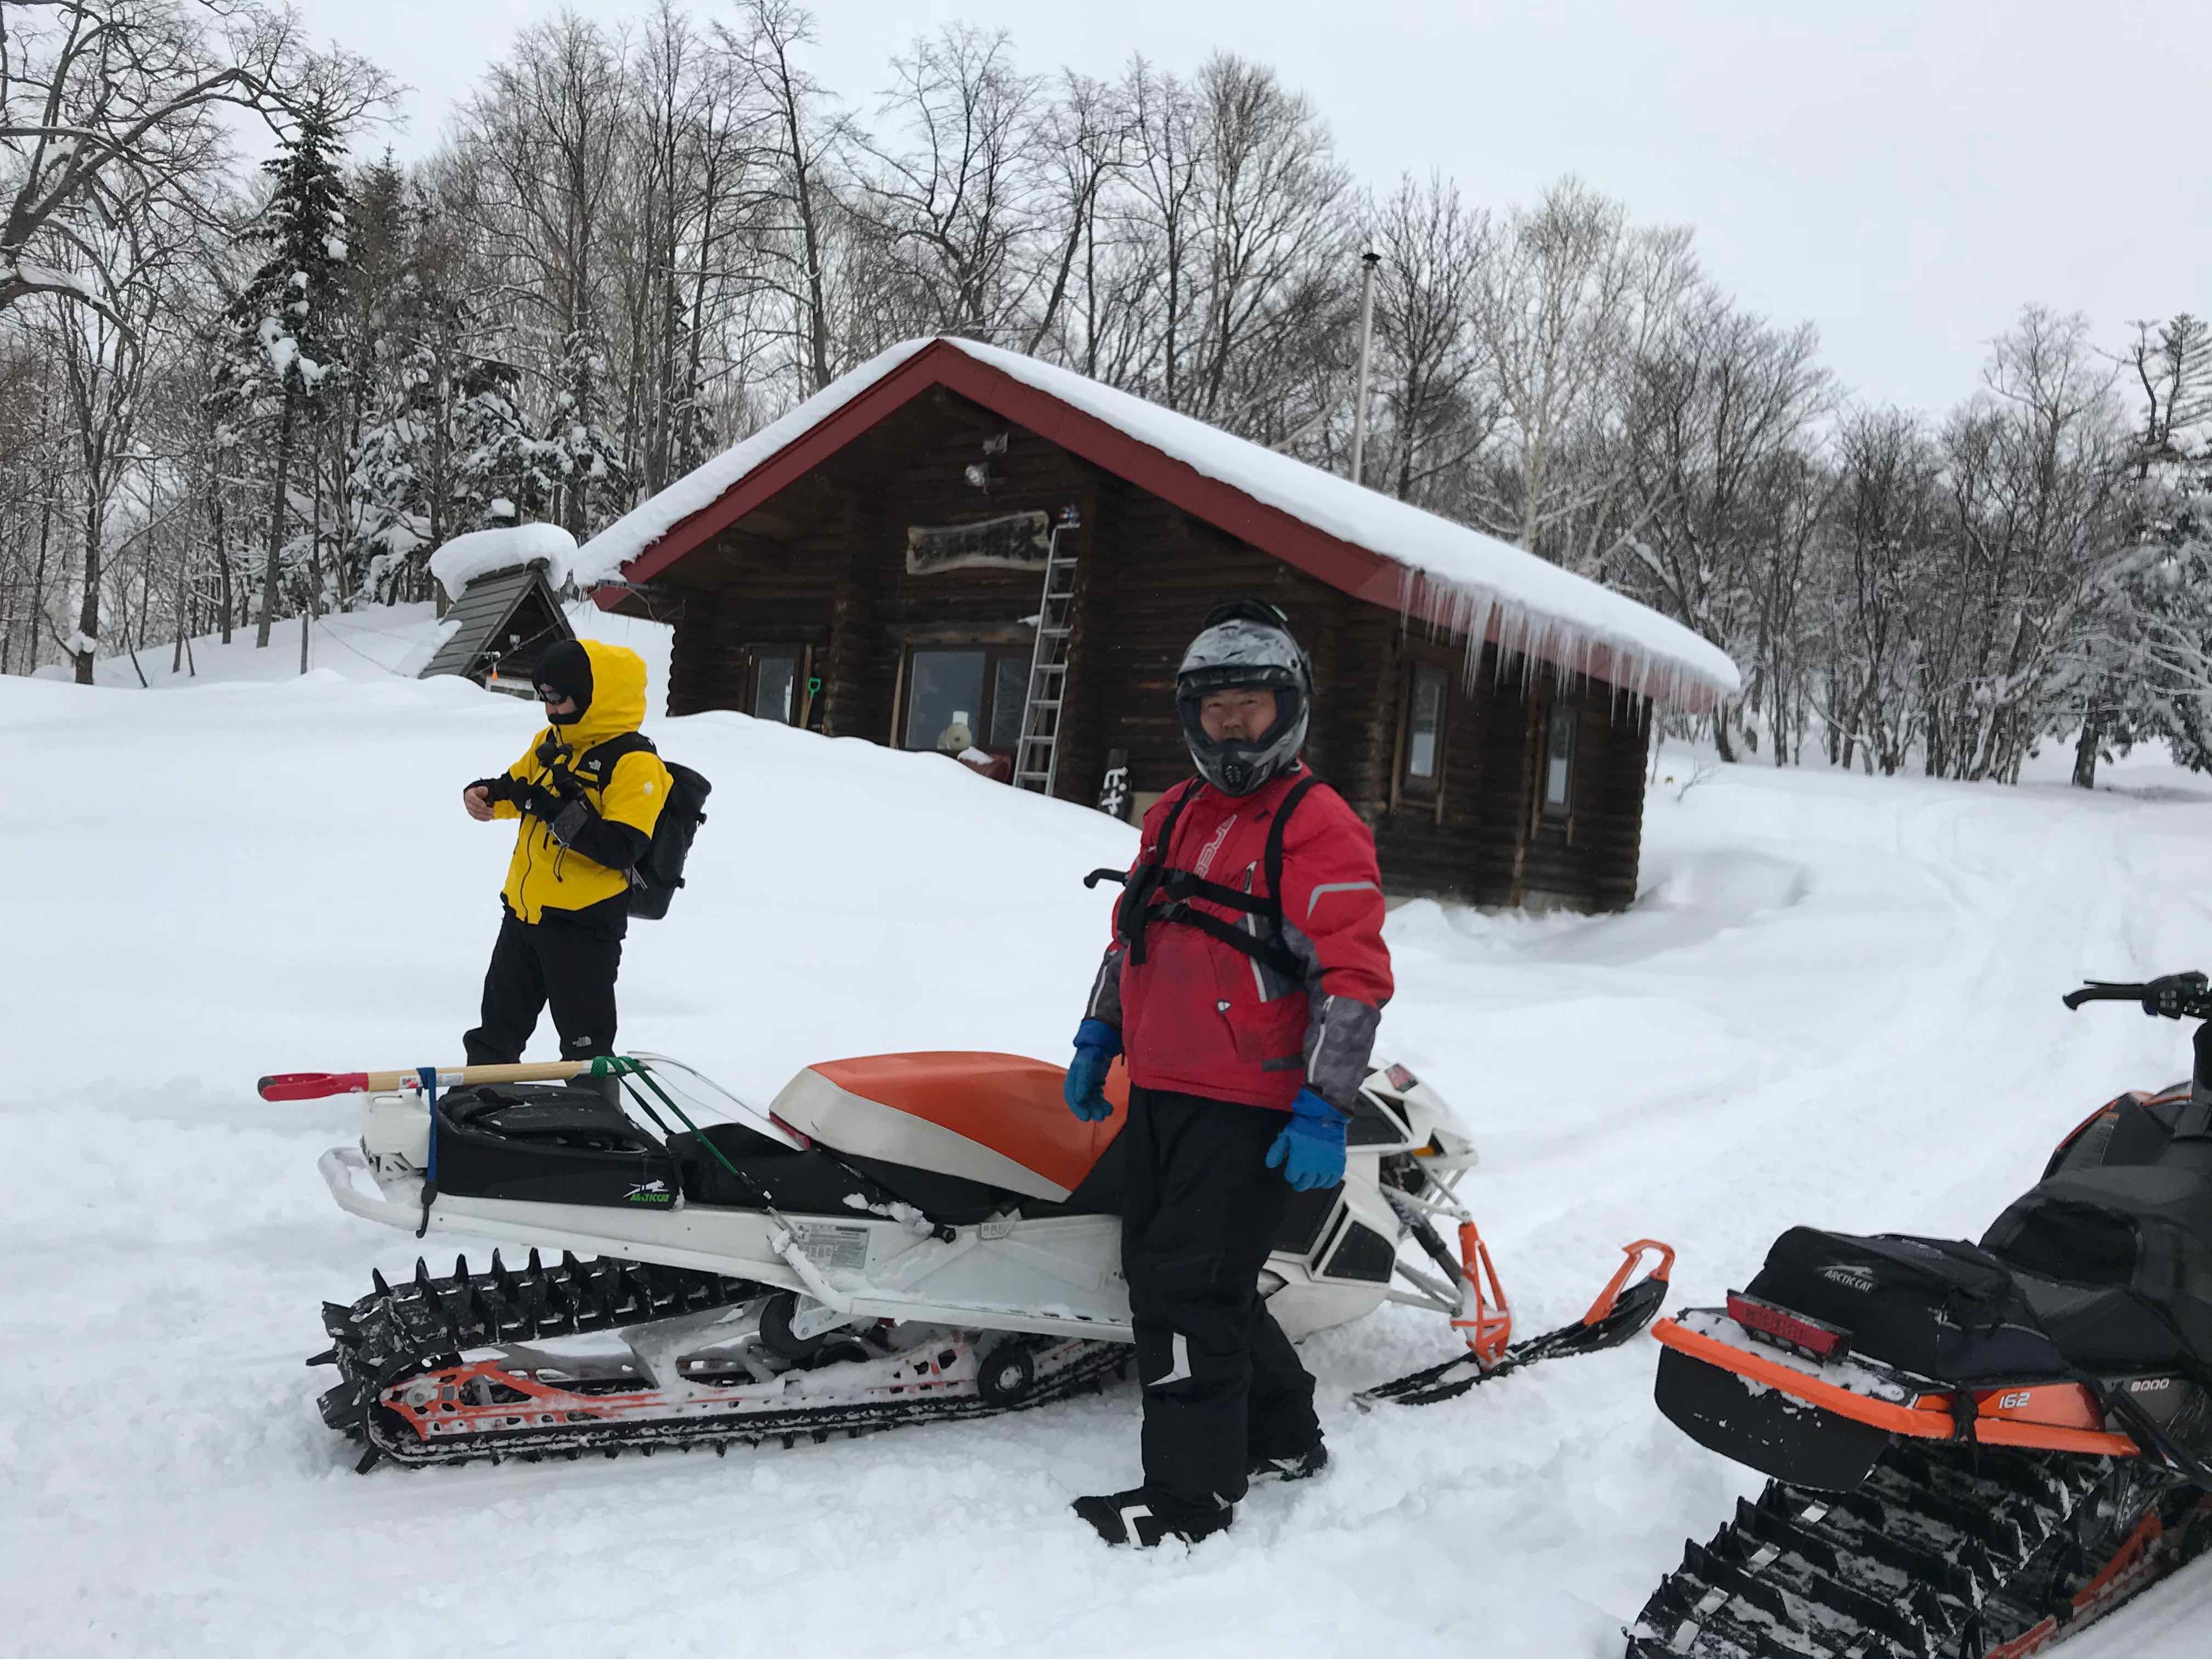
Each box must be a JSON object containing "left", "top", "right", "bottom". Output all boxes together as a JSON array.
[
  {"left": 1246, "top": 1440, "right": 1328, "bottom": 1483},
  {"left": 1071, "top": 1487, "right": 1233, "bottom": 1548}
]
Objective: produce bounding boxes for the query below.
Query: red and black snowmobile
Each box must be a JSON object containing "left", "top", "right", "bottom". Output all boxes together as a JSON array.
[{"left": 1629, "top": 973, "right": 2212, "bottom": 1658}]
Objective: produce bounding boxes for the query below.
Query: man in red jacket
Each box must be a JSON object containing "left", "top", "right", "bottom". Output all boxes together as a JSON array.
[{"left": 1063, "top": 599, "right": 1393, "bottom": 1548}]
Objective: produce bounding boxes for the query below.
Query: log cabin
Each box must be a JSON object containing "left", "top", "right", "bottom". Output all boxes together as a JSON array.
[{"left": 579, "top": 337, "right": 1738, "bottom": 912}]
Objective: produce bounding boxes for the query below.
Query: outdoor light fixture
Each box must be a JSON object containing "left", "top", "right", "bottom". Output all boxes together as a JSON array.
[{"left": 963, "top": 433, "right": 1010, "bottom": 495}]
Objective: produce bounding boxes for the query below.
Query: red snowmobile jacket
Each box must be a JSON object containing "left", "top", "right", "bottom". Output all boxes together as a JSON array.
[{"left": 1084, "top": 767, "right": 1392, "bottom": 1111}]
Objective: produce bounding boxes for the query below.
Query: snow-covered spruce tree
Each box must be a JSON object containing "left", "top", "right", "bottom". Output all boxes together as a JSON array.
[
  {"left": 328, "top": 155, "right": 413, "bottom": 607},
  {"left": 452, "top": 359, "right": 554, "bottom": 531},
  {"left": 211, "top": 98, "right": 350, "bottom": 648},
  {"left": 550, "top": 327, "right": 627, "bottom": 541}
]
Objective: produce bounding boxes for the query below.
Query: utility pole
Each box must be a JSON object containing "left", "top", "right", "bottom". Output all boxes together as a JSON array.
[{"left": 1350, "top": 247, "right": 1381, "bottom": 487}]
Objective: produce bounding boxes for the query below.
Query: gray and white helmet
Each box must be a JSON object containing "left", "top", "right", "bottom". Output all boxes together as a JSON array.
[{"left": 1176, "top": 600, "right": 1313, "bottom": 795}]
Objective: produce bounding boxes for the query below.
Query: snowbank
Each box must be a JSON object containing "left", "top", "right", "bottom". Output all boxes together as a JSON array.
[
  {"left": 88, "top": 598, "right": 672, "bottom": 699},
  {"left": 3, "top": 673, "right": 2211, "bottom": 1655},
  {"left": 573, "top": 336, "right": 1740, "bottom": 709},
  {"left": 428, "top": 521, "right": 578, "bottom": 600}
]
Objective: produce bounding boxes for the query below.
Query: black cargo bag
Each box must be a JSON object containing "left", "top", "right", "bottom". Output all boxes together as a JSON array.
[
  {"left": 1744, "top": 1226, "right": 2067, "bottom": 1384},
  {"left": 432, "top": 1084, "right": 676, "bottom": 1209}
]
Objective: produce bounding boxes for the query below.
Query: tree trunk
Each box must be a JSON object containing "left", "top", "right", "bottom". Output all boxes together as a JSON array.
[
  {"left": 302, "top": 470, "right": 320, "bottom": 674},
  {"left": 2071, "top": 719, "right": 2100, "bottom": 791},
  {"left": 25, "top": 486, "right": 53, "bottom": 675},
  {"left": 256, "top": 394, "right": 296, "bottom": 648},
  {"left": 73, "top": 490, "right": 104, "bottom": 685},
  {"left": 212, "top": 468, "right": 232, "bottom": 645}
]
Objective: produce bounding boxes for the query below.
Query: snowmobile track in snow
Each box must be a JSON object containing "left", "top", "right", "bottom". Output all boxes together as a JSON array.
[
  {"left": 1626, "top": 1443, "right": 2212, "bottom": 1658},
  {"left": 311, "top": 1249, "right": 1130, "bottom": 1472}
]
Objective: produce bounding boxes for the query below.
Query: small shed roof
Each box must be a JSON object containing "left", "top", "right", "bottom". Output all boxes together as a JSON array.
[
  {"left": 577, "top": 336, "right": 1741, "bottom": 712},
  {"left": 419, "top": 561, "right": 573, "bottom": 685}
]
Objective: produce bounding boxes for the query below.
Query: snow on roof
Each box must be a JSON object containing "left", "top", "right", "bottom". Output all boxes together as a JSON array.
[
  {"left": 573, "top": 337, "right": 1740, "bottom": 707},
  {"left": 428, "top": 522, "right": 578, "bottom": 601},
  {"left": 574, "top": 340, "right": 933, "bottom": 589}
]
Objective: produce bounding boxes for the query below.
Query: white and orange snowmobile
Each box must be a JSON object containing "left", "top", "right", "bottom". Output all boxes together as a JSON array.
[
  {"left": 1629, "top": 973, "right": 2212, "bottom": 1659},
  {"left": 275, "top": 1046, "right": 1672, "bottom": 1472}
]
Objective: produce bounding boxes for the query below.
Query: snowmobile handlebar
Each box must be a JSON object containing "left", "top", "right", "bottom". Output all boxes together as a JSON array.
[
  {"left": 1083, "top": 867, "right": 1128, "bottom": 889},
  {"left": 2063, "top": 973, "right": 2212, "bottom": 1020}
]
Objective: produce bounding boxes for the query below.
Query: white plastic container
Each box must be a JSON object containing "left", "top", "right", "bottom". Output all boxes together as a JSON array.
[{"left": 363, "top": 1091, "right": 431, "bottom": 1178}]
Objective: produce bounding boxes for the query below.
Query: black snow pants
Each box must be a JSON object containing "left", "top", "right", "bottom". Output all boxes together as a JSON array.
[
  {"left": 463, "top": 911, "right": 623, "bottom": 1066},
  {"left": 1122, "top": 1085, "right": 1323, "bottom": 1516}
]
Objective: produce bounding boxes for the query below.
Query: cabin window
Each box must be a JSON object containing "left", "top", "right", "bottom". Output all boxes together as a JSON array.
[
  {"left": 990, "top": 656, "right": 1031, "bottom": 749},
  {"left": 748, "top": 647, "right": 802, "bottom": 724},
  {"left": 1400, "top": 661, "right": 1447, "bottom": 795},
  {"left": 1543, "top": 701, "right": 1577, "bottom": 816},
  {"left": 901, "top": 646, "right": 1035, "bottom": 754},
  {"left": 904, "top": 649, "right": 987, "bottom": 752}
]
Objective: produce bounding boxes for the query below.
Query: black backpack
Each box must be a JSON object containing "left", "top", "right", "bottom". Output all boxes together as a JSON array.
[{"left": 576, "top": 732, "right": 711, "bottom": 920}]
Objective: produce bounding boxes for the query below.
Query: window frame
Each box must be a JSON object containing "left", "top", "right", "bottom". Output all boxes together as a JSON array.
[
  {"left": 896, "top": 642, "right": 1036, "bottom": 755},
  {"left": 1540, "top": 697, "right": 1578, "bottom": 821},
  {"left": 742, "top": 643, "right": 809, "bottom": 727},
  {"left": 1395, "top": 655, "right": 1451, "bottom": 805}
]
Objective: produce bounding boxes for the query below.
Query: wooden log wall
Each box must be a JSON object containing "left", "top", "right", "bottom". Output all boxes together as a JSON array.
[
  {"left": 647, "top": 388, "right": 1657, "bottom": 912},
  {"left": 1369, "top": 637, "right": 1498, "bottom": 901},
  {"left": 1081, "top": 472, "right": 1373, "bottom": 809}
]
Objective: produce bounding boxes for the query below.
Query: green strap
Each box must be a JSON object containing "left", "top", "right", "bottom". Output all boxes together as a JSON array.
[{"left": 600, "top": 1056, "right": 764, "bottom": 1195}]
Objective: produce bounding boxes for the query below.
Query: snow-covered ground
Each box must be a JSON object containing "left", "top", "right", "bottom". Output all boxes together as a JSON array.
[{"left": 5, "top": 622, "right": 2212, "bottom": 1657}]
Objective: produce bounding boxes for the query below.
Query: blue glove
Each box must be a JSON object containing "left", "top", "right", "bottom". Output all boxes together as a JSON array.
[
  {"left": 1064, "top": 1019, "right": 1121, "bottom": 1122},
  {"left": 1265, "top": 1089, "right": 1347, "bottom": 1190}
]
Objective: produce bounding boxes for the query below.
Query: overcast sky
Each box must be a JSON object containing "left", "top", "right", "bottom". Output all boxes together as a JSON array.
[{"left": 286, "top": 0, "right": 2210, "bottom": 420}]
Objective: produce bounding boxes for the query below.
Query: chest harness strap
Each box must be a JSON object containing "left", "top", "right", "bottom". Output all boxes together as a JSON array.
[{"left": 1116, "top": 774, "right": 1322, "bottom": 984}]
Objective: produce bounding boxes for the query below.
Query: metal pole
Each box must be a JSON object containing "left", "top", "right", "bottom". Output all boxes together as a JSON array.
[{"left": 1351, "top": 248, "right": 1381, "bottom": 487}]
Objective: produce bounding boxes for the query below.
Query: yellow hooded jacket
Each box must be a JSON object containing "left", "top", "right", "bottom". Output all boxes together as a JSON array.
[{"left": 489, "top": 640, "right": 672, "bottom": 925}]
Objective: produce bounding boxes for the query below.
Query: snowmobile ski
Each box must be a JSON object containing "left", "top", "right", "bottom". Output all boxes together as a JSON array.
[
  {"left": 1357, "top": 1244, "right": 1674, "bottom": 1407},
  {"left": 1355, "top": 1187, "right": 1674, "bottom": 1407}
]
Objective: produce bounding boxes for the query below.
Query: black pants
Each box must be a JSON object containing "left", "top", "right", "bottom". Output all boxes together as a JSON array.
[
  {"left": 463, "top": 913, "right": 622, "bottom": 1066},
  {"left": 1122, "top": 1085, "right": 1322, "bottom": 1515}
]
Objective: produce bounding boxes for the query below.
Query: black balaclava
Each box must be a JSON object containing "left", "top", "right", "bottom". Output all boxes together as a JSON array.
[{"left": 534, "top": 639, "right": 594, "bottom": 726}]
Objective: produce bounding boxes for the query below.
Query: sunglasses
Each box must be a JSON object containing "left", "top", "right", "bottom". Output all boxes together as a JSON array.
[{"left": 535, "top": 686, "right": 568, "bottom": 703}]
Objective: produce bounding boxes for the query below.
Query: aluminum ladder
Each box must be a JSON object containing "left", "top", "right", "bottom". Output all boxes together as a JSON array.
[{"left": 1012, "top": 506, "right": 1082, "bottom": 795}]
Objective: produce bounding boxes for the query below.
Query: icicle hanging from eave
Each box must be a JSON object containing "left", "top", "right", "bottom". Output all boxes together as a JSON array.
[{"left": 1393, "top": 567, "right": 1724, "bottom": 718}]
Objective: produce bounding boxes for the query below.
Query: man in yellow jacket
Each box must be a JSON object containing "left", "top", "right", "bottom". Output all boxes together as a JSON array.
[{"left": 461, "top": 639, "right": 671, "bottom": 1071}]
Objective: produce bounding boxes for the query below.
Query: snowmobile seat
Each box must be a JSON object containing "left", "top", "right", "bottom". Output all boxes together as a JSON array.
[
  {"left": 1982, "top": 1161, "right": 2212, "bottom": 1373},
  {"left": 667, "top": 1120, "right": 1016, "bottom": 1225},
  {"left": 768, "top": 1053, "right": 1130, "bottom": 1206}
]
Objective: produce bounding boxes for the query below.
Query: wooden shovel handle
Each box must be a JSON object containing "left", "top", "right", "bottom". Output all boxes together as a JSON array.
[{"left": 257, "top": 1060, "right": 594, "bottom": 1101}]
